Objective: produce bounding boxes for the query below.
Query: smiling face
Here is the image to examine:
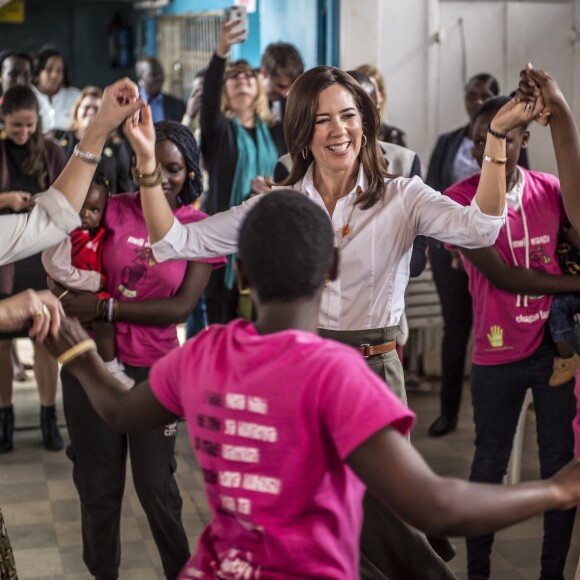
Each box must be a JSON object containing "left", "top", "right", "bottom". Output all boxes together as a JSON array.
[
  {"left": 80, "top": 183, "right": 108, "bottom": 230},
  {"left": 37, "top": 55, "right": 65, "bottom": 96},
  {"left": 3, "top": 108, "right": 38, "bottom": 145},
  {"left": 155, "top": 139, "right": 192, "bottom": 210},
  {"left": 472, "top": 110, "right": 529, "bottom": 186},
  {"left": 309, "top": 83, "right": 363, "bottom": 175},
  {"left": 262, "top": 72, "right": 293, "bottom": 102},
  {"left": 75, "top": 95, "right": 100, "bottom": 131}
]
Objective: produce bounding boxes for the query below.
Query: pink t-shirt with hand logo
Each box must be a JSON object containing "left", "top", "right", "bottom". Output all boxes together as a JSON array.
[{"left": 446, "top": 169, "right": 565, "bottom": 365}]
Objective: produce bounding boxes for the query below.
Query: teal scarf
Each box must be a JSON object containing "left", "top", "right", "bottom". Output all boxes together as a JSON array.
[{"left": 225, "top": 116, "right": 279, "bottom": 289}]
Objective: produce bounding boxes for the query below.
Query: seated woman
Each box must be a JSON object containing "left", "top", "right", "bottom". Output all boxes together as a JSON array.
[
  {"left": 55, "top": 86, "right": 133, "bottom": 193},
  {"left": 31, "top": 46, "right": 80, "bottom": 135}
]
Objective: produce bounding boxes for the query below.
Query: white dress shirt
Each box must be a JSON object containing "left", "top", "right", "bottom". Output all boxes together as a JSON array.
[
  {"left": 0, "top": 186, "right": 81, "bottom": 266},
  {"left": 152, "top": 164, "right": 505, "bottom": 330},
  {"left": 32, "top": 85, "right": 81, "bottom": 133}
]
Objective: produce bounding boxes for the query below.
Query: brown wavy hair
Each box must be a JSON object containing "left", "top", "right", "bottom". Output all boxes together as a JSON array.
[
  {"left": 1, "top": 85, "right": 47, "bottom": 189},
  {"left": 281, "top": 66, "right": 390, "bottom": 210}
]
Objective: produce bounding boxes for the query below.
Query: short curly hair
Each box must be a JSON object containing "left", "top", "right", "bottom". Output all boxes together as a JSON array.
[{"left": 238, "top": 191, "right": 335, "bottom": 303}]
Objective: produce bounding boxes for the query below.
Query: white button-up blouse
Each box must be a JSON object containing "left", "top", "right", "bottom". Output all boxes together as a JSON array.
[
  {"left": 152, "top": 164, "right": 505, "bottom": 331},
  {"left": 0, "top": 186, "right": 81, "bottom": 266}
]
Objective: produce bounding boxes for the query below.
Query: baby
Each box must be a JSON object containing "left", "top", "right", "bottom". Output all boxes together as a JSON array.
[
  {"left": 548, "top": 222, "right": 580, "bottom": 386},
  {"left": 42, "top": 175, "right": 134, "bottom": 387}
]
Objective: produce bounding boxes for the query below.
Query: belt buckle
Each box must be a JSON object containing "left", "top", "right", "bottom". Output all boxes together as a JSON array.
[{"left": 360, "top": 343, "right": 371, "bottom": 358}]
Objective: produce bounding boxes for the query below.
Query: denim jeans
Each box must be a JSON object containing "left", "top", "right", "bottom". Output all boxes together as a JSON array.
[
  {"left": 548, "top": 292, "right": 580, "bottom": 343},
  {"left": 466, "top": 334, "right": 576, "bottom": 580}
]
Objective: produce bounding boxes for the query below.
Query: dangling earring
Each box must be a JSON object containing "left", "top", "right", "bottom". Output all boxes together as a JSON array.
[
  {"left": 361, "top": 134, "right": 368, "bottom": 148},
  {"left": 302, "top": 147, "right": 309, "bottom": 160}
]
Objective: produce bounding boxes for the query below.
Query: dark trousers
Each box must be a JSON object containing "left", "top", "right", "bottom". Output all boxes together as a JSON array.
[
  {"left": 320, "top": 327, "right": 457, "bottom": 580},
  {"left": 62, "top": 365, "right": 190, "bottom": 580},
  {"left": 467, "top": 335, "right": 576, "bottom": 579},
  {"left": 205, "top": 268, "right": 238, "bottom": 325},
  {"left": 429, "top": 243, "right": 473, "bottom": 419}
]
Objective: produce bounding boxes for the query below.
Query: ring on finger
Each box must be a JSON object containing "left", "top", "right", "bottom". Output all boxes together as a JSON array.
[{"left": 34, "top": 305, "right": 50, "bottom": 319}]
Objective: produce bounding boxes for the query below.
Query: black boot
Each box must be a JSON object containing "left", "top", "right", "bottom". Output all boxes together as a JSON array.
[
  {"left": 40, "top": 405, "right": 63, "bottom": 451},
  {"left": 0, "top": 406, "right": 14, "bottom": 453}
]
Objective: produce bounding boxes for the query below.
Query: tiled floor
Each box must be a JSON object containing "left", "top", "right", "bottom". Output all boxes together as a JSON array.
[{"left": 1, "top": 340, "right": 579, "bottom": 579}]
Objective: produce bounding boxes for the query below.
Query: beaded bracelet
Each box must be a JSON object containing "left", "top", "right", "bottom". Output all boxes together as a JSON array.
[
  {"left": 73, "top": 144, "right": 102, "bottom": 165},
  {"left": 487, "top": 125, "right": 510, "bottom": 140},
  {"left": 131, "top": 161, "right": 163, "bottom": 187}
]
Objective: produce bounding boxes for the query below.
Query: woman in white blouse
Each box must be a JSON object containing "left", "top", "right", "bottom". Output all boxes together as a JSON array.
[
  {"left": 125, "top": 42, "right": 540, "bottom": 575},
  {"left": 31, "top": 47, "right": 80, "bottom": 134},
  {"left": 0, "top": 77, "right": 143, "bottom": 266}
]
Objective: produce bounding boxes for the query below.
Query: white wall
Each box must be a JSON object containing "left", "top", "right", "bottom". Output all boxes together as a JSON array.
[{"left": 341, "top": 0, "right": 580, "bottom": 178}]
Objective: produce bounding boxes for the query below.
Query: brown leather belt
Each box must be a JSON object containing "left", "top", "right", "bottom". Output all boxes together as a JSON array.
[{"left": 358, "top": 340, "right": 397, "bottom": 357}]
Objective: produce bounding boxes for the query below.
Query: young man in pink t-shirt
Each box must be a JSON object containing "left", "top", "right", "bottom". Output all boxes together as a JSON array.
[{"left": 46, "top": 191, "right": 580, "bottom": 579}]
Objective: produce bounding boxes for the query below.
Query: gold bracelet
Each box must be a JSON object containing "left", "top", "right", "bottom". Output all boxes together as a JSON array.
[
  {"left": 483, "top": 155, "right": 507, "bottom": 165},
  {"left": 57, "top": 339, "right": 97, "bottom": 366},
  {"left": 131, "top": 161, "right": 163, "bottom": 187},
  {"left": 57, "top": 289, "right": 70, "bottom": 301}
]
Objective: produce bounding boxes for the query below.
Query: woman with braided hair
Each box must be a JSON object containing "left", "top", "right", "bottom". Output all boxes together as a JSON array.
[{"left": 48, "top": 120, "right": 226, "bottom": 580}]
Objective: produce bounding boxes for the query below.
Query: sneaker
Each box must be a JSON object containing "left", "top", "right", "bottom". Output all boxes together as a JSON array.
[
  {"left": 549, "top": 353, "right": 580, "bottom": 387},
  {"left": 104, "top": 358, "right": 135, "bottom": 388}
]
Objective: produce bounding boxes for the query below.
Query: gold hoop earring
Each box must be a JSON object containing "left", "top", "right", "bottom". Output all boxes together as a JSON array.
[
  {"left": 302, "top": 147, "right": 309, "bottom": 160},
  {"left": 361, "top": 134, "right": 368, "bottom": 148}
]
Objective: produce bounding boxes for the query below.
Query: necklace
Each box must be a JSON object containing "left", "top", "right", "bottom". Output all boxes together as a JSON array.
[{"left": 339, "top": 187, "right": 361, "bottom": 241}]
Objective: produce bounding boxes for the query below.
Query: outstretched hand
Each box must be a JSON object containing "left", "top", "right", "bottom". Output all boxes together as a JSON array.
[
  {"left": 516, "top": 64, "right": 568, "bottom": 127},
  {"left": 94, "top": 77, "right": 145, "bottom": 135},
  {"left": 216, "top": 18, "right": 246, "bottom": 58}
]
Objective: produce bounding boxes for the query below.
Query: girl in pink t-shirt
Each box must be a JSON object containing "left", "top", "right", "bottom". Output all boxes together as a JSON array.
[
  {"left": 446, "top": 85, "right": 580, "bottom": 579},
  {"left": 55, "top": 121, "right": 225, "bottom": 580}
]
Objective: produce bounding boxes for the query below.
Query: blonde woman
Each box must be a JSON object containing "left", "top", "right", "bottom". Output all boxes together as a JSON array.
[{"left": 200, "top": 20, "right": 286, "bottom": 323}]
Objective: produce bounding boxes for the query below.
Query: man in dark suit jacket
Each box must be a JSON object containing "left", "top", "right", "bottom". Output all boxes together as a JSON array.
[{"left": 135, "top": 56, "right": 186, "bottom": 123}]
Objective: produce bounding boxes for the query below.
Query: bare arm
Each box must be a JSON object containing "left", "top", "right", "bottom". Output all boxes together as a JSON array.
[
  {"left": 522, "top": 67, "right": 580, "bottom": 231},
  {"left": 460, "top": 246, "right": 580, "bottom": 294},
  {"left": 53, "top": 78, "right": 143, "bottom": 212},
  {"left": 58, "top": 261, "right": 212, "bottom": 326},
  {"left": 473, "top": 96, "right": 543, "bottom": 216},
  {"left": 348, "top": 426, "right": 578, "bottom": 538}
]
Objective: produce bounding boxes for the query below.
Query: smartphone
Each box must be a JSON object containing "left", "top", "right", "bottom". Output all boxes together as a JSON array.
[{"left": 226, "top": 5, "right": 248, "bottom": 43}]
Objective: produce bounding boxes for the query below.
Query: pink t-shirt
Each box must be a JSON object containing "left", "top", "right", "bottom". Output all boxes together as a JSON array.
[
  {"left": 103, "top": 193, "right": 225, "bottom": 367},
  {"left": 149, "top": 319, "right": 414, "bottom": 579},
  {"left": 446, "top": 169, "right": 565, "bottom": 365}
]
